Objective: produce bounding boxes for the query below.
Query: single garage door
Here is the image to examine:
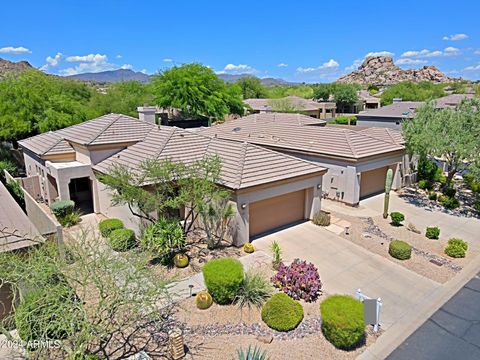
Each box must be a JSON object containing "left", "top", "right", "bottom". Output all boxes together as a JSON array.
[
  {"left": 360, "top": 166, "right": 389, "bottom": 199},
  {"left": 249, "top": 189, "right": 305, "bottom": 237}
]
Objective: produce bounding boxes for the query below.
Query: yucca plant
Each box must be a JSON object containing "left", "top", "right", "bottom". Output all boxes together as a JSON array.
[
  {"left": 234, "top": 271, "right": 273, "bottom": 319},
  {"left": 270, "top": 240, "right": 282, "bottom": 270},
  {"left": 235, "top": 345, "right": 269, "bottom": 360}
]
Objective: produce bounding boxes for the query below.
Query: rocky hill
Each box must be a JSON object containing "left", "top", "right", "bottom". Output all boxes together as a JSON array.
[
  {"left": 337, "top": 56, "right": 453, "bottom": 85},
  {"left": 0, "top": 58, "right": 34, "bottom": 77}
]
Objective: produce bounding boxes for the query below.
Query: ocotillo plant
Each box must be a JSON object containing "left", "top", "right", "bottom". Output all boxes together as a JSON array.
[{"left": 383, "top": 169, "right": 394, "bottom": 219}]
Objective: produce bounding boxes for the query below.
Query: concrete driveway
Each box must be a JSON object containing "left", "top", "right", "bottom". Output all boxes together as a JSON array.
[
  {"left": 253, "top": 221, "right": 441, "bottom": 330},
  {"left": 325, "top": 193, "right": 480, "bottom": 251}
]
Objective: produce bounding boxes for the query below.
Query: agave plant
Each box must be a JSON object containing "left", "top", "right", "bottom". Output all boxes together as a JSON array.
[{"left": 235, "top": 345, "right": 269, "bottom": 360}]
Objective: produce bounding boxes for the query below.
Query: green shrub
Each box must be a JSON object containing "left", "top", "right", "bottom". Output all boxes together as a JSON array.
[
  {"left": 99, "top": 218, "right": 124, "bottom": 237},
  {"left": 439, "top": 196, "right": 460, "bottom": 209},
  {"left": 312, "top": 210, "right": 331, "bottom": 226},
  {"left": 425, "top": 227, "right": 440, "bottom": 240},
  {"left": 390, "top": 212, "right": 405, "bottom": 226},
  {"left": 58, "top": 210, "right": 82, "bottom": 227},
  {"left": 50, "top": 199, "right": 75, "bottom": 218},
  {"left": 108, "top": 228, "right": 136, "bottom": 252},
  {"left": 235, "top": 271, "right": 273, "bottom": 311},
  {"left": 333, "top": 116, "right": 357, "bottom": 125},
  {"left": 474, "top": 197, "right": 480, "bottom": 212},
  {"left": 445, "top": 238, "right": 468, "bottom": 258},
  {"left": 417, "top": 179, "right": 433, "bottom": 190},
  {"left": 15, "top": 285, "right": 81, "bottom": 341},
  {"left": 320, "top": 295, "right": 365, "bottom": 350},
  {"left": 389, "top": 240, "right": 412, "bottom": 260},
  {"left": 443, "top": 187, "right": 456, "bottom": 198},
  {"left": 0, "top": 160, "right": 16, "bottom": 180},
  {"left": 418, "top": 158, "right": 438, "bottom": 182},
  {"left": 141, "top": 217, "right": 185, "bottom": 262},
  {"left": 463, "top": 173, "right": 480, "bottom": 193},
  {"left": 261, "top": 292, "right": 303, "bottom": 332},
  {"left": 6, "top": 180, "right": 25, "bottom": 208},
  {"left": 202, "top": 258, "right": 244, "bottom": 305},
  {"left": 428, "top": 192, "right": 438, "bottom": 201}
]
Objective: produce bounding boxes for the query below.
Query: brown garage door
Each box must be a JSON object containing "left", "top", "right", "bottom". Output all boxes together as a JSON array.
[
  {"left": 249, "top": 190, "right": 305, "bottom": 237},
  {"left": 360, "top": 166, "right": 389, "bottom": 199}
]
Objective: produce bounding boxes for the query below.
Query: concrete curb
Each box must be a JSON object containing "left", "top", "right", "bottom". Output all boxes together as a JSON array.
[{"left": 357, "top": 253, "right": 480, "bottom": 360}]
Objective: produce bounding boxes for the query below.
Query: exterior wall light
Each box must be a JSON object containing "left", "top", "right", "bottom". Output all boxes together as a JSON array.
[
  {"left": 317, "top": 184, "right": 322, "bottom": 189},
  {"left": 241, "top": 203, "right": 247, "bottom": 209}
]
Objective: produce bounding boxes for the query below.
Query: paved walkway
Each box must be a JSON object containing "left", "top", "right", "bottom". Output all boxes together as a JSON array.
[
  {"left": 387, "top": 272, "right": 480, "bottom": 360},
  {"left": 252, "top": 221, "right": 441, "bottom": 330}
]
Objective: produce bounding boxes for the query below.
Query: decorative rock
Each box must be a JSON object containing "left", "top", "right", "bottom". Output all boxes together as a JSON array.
[{"left": 256, "top": 334, "right": 273, "bottom": 344}]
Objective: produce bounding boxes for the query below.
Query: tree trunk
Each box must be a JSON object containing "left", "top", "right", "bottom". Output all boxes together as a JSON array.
[{"left": 444, "top": 169, "right": 456, "bottom": 190}]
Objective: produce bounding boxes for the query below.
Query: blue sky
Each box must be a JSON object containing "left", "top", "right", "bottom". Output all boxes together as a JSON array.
[{"left": 1, "top": 0, "right": 480, "bottom": 83}]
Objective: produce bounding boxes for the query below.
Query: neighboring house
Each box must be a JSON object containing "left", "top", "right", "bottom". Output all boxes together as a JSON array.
[
  {"left": 200, "top": 113, "right": 408, "bottom": 206},
  {"left": 19, "top": 113, "right": 327, "bottom": 245},
  {"left": 358, "top": 90, "right": 381, "bottom": 110},
  {"left": 225, "top": 112, "right": 327, "bottom": 127},
  {"left": 244, "top": 96, "right": 336, "bottom": 119},
  {"left": 356, "top": 101, "right": 423, "bottom": 129},
  {"left": 356, "top": 94, "right": 476, "bottom": 128},
  {"left": 138, "top": 106, "right": 210, "bottom": 128}
]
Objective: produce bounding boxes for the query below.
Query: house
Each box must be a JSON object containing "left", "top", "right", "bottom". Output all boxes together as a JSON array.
[
  {"left": 200, "top": 113, "right": 408, "bottom": 206},
  {"left": 138, "top": 106, "right": 210, "bottom": 128},
  {"left": 356, "top": 94, "right": 476, "bottom": 128},
  {"left": 244, "top": 96, "right": 336, "bottom": 119},
  {"left": 356, "top": 100, "right": 423, "bottom": 129},
  {"left": 19, "top": 113, "right": 327, "bottom": 245},
  {"left": 358, "top": 90, "right": 381, "bottom": 110}
]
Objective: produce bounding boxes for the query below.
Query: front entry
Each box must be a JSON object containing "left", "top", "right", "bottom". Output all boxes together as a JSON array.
[
  {"left": 69, "top": 177, "right": 94, "bottom": 214},
  {"left": 249, "top": 189, "right": 305, "bottom": 238}
]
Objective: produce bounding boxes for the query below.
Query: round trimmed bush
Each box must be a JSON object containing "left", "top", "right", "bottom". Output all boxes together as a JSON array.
[
  {"left": 50, "top": 200, "right": 75, "bottom": 218},
  {"left": 195, "top": 291, "right": 213, "bottom": 310},
  {"left": 202, "top": 258, "right": 244, "bottom": 305},
  {"left": 108, "top": 228, "right": 136, "bottom": 252},
  {"left": 389, "top": 240, "right": 412, "bottom": 260},
  {"left": 320, "top": 295, "right": 365, "bottom": 349},
  {"left": 445, "top": 238, "right": 468, "bottom": 258},
  {"left": 390, "top": 212, "right": 405, "bottom": 226},
  {"left": 425, "top": 227, "right": 440, "bottom": 240},
  {"left": 202, "top": 258, "right": 243, "bottom": 305},
  {"left": 243, "top": 243, "right": 255, "bottom": 253},
  {"left": 99, "top": 218, "right": 124, "bottom": 237},
  {"left": 261, "top": 292, "right": 303, "bottom": 332}
]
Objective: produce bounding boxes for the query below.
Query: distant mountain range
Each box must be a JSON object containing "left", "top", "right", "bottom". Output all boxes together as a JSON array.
[
  {"left": 216, "top": 73, "right": 292, "bottom": 85},
  {"left": 65, "top": 69, "right": 151, "bottom": 83}
]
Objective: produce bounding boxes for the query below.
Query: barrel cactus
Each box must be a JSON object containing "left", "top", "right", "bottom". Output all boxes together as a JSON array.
[
  {"left": 173, "top": 253, "right": 189, "bottom": 268},
  {"left": 195, "top": 291, "right": 213, "bottom": 310},
  {"left": 243, "top": 243, "right": 255, "bottom": 253},
  {"left": 383, "top": 169, "right": 394, "bottom": 219}
]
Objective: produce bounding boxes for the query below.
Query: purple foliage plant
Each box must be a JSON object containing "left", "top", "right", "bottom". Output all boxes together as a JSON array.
[{"left": 271, "top": 258, "right": 322, "bottom": 302}]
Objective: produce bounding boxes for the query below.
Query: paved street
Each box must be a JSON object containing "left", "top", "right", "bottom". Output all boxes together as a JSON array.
[
  {"left": 253, "top": 221, "right": 441, "bottom": 329},
  {"left": 388, "top": 272, "right": 480, "bottom": 360}
]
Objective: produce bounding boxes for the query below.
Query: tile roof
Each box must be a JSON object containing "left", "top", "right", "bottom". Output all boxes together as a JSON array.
[
  {"left": 227, "top": 112, "right": 326, "bottom": 126},
  {"left": 357, "top": 101, "right": 423, "bottom": 119},
  {"left": 19, "top": 113, "right": 156, "bottom": 156},
  {"left": 358, "top": 90, "right": 381, "bottom": 103},
  {"left": 434, "top": 94, "right": 475, "bottom": 108},
  {"left": 200, "top": 115, "right": 404, "bottom": 160},
  {"left": 93, "top": 127, "right": 326, "bottom": 190},
  {"left": 244, "top": 96, "right": 335, "bottom": 112},
  {"left": 358, "top": 127, "right": 405, "bottom": 145},
  {"left": 18, "top": 131, "right": 75, "bottom": 156}
]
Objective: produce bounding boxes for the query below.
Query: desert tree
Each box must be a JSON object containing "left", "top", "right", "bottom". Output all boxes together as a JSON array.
[
  {"left": 0, "top": 231, "right": 174, "bottom": 359},
  {"left": 403, "top": 98, "right": 480, "bottom": 187}
]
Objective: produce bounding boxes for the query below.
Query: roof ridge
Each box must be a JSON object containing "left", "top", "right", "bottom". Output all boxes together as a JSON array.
[
  {"left": 152, "top": 126, "right": 177, "bottom": 160},
  {"left": 343, "top": 130, "right": 358, "bottom": 158},
  {"left": 87, "top": 113, "right": 122, "bottom": 145},
  {"left": 235, "top": 141, "right": 248, "bottom": 188},
  {"left": 358, "top": 130, "right": 399, "bottom": 146}
]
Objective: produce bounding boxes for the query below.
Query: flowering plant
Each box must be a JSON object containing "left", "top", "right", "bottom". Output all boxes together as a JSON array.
[{"left": 271, "top": 258, "right": 322, "bottom": 302}]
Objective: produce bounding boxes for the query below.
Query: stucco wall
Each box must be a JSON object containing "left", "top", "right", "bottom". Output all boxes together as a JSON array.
[{"left": 356, "top": 117, "right": 403, "bottom": 129}]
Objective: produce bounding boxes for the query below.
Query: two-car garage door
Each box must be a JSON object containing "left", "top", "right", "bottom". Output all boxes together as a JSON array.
[
  {"left": 360, "top": 166, "right": 389, "bottom": 199},
  {"left": 249, "top": 190, "right": 305, "bottom": 237}
]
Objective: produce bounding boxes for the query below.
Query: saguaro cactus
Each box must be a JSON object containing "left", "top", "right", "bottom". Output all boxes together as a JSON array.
[{"left": 383, "top": 169, "right": 394, "bottom": 219}]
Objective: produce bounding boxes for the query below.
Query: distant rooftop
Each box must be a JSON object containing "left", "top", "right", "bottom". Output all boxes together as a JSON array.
[
  {"left": 244, "top": 96, "right": 335, "bottom": 112},
  {"left": 357, "top": 101, "right": 424, "bottom": 119}
]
